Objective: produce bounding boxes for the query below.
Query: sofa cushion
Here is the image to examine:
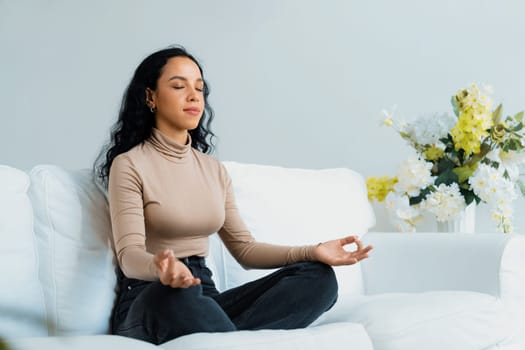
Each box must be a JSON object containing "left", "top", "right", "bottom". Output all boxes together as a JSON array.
[
  {"left": 28, "top": 165, "right": 116, "bottom": 335},
  {"left": 0, "top": 165, "right": 48, "bottom": 338},
  {"left": 218, "top": 161, "right": 375, "bottom": 295},
  {"left": 163, "top": 322, "right": 373, "bottom": 350},
  {"left": 312, "top": 291, "right": 512, "bottom": 350},
  {"left": 6, "top": 334, "right": 158, "bottom": 350}
]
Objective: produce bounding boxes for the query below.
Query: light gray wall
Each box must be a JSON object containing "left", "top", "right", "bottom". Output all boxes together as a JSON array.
[{"left": 1, "top": 0, "right": 524, "bottom": 232}]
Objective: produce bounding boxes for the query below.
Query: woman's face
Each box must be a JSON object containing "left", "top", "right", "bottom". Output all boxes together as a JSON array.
[{"left": 148, "top": 56, "right": 205, "bottom": 136}]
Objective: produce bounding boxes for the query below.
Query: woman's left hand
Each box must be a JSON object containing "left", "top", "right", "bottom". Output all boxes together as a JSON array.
[{"left": 314, "top": 235, "right": 373, "bottom": 266}]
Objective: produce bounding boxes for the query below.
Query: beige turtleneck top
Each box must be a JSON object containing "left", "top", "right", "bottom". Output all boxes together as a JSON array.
[{"left": 108, "top": 127, "right": 317, "bottom": 280}]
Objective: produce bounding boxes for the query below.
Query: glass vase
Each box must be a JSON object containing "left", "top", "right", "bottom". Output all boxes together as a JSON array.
[{"left": 436, "top": 203, "right": 476, "bottom": 233}]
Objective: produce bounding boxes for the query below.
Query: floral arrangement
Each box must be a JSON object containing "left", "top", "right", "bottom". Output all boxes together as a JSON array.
[{"left": 367, "top": 84, "right": 525, "bottom": 233}]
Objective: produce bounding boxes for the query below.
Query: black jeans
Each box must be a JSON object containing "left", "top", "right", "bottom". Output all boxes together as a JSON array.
[{"left": 111, "top": 257, "right": 338, "bottom": 345}]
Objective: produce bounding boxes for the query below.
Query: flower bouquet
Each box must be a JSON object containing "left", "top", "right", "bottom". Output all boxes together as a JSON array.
[{"left": 367, "top": 84, "right": 525, "bottom": 233}]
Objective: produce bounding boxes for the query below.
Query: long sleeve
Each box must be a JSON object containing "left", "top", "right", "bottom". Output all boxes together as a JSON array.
[
  {"left": 108, "top": 154, "right": 158, "bottom": 280},
  {"left": 217, "top": 164, "right": 318, "bottom": 269}
]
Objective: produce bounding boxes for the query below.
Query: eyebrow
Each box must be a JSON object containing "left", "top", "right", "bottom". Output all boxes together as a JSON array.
[{"left": 168, "top": 76, "right": 204, "bottom": 83}]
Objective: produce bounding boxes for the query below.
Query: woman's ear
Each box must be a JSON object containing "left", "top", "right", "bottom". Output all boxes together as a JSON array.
[{"left": 145, "top": 87, "right": 156, "bottom": 106}]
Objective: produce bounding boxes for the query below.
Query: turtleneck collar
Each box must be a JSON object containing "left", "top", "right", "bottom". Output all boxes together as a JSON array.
[{"left": 147, "top": 128, "right": 192, "bottom": 163}]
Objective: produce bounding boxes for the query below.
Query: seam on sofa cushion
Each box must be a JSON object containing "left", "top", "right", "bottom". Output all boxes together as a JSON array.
[
  {"left": 27, "top": 178, "right": 50, "bottom": 336},
  {"left": 36, "top": 166, "right": 59, "bottom": 334}
]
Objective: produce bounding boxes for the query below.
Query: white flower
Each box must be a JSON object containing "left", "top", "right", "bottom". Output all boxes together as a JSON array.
[
  {"left": 394, "top": 155, "right": 435, "bottom": 196},
  {"left": 484, "top": 149, "right": 520, "bottom": 181},
  {"left": 491, "top": 200, "right": 514, "bottom": 233},
  {"left": 500, "top": 150, "right": 525, "bottom": 166},
  {"left": 381, "top": 105, "right": 397, "bottom": 126},
  {"left": 469, "top": 163, "right": 518, "bottom": 233},
  {"left": 421, "top": 183, "right": 466, "bottom": 222},
  {"left": 384, "top": 191, "right": 420, "bottom": 232},
  {"left": 469, "top": 164, "right": 517, "bottom": 203},
  {"left": 485, "top": 149, "right": 501, "bottom": 163},
  {"left": 384, "top": 191, "right": 419, "bottom": 220},
  {"left": 405, "top": 113, "right": 457, "bottom": 146},
  {"left": 500, "top": 150, "right": 525, "bottom": 181}
]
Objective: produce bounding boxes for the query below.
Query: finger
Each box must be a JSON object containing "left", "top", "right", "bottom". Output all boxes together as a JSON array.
[
  {"left": 155, "top": 249, "right": 173, "bottom": 266},
  {"left": 334, "top": 252, "right": 358, "bottom": 265},
  {"left": 339, "top": 235, "right": 358, "bottom": 246},
  {"left": 166, "top": 255, "right": 177, "bottom": 283},
  {"left": 154, "top": 253, "right": 170, "bottom": 273},
  {"left": 342, "top": 256, "right": 358, "bottom": 265},
  {"left": 355, "top": 247, "right": 373, "bottom": 261},
  {"left": 181, "top": 276, "right": 199, "bottom": 288},
  {"left": 171, "top": 272, "right": 189, "bottom": 288},
  {"left": 179, "top": 277, "right": 193, "bottom": 288},
  {"left": 178, "top": 277, "right": 201, "bottom": 289},
  {"left": 357, "top": 245, "right": 373, "bottom": 256},
  {"left": 354, "top": 252, "right": 369, "bottom": 261},
  {"left": 153, "top": 250, "right": 165, "bottom": 264},
  {"left": 355, "top": 239, "right": 363, "bottom": 252}
]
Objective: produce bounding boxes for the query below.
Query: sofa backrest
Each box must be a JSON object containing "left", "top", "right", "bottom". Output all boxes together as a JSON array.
[
  {"left": 1, "top": 161, "right": 374, "bottom": 337},
  {"left": 28, "top": 165, "right": 116, "bottom": 336},
  {"left": 217, "top": 161, "right": 375, "bottom": 295},
  {"left": 0, "top": 166, "right": 47, "bottom": 338}
]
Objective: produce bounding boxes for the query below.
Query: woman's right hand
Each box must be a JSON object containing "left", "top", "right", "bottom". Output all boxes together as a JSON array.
[{"left": 153, "top": 249, "right": 201, "bottom": 288}]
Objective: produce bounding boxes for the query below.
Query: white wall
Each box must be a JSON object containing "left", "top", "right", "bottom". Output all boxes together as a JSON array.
[{"left": 1, "top": 0, "right": 524, "bottom": 232}]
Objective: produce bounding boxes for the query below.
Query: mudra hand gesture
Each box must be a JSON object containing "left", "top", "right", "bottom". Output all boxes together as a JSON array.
[
  {"left": 153, "top": 249, "right": 201, "bottom": 288},
  {"left": 314, "top": 235, "right": 373, "bottom": 266}
]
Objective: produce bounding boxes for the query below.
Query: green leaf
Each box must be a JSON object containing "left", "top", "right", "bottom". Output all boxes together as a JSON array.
[
  {"left": 463, "top": 190, "right": 475, "bottom": 205},
  {"left": 451, "top": 96, "right": 460, "bottom": 117},
  {"left": 0, "top": 338, "right": 10, "bottom": 350},
  {"left": 453, "top": 165, "right": 476, "bottom": 183},
  {"left": 492, "top": 103, "right": 503, "bottom": 124},
  {"left": 461, "top": 188, "right": 482, "bottom": 205},
  {"left": 517, "top": 179, "right": 525, "bottom": 196},
  {"left": 409, "top": 187, "right": 431, "bottom": 205},
  {"left": 512, "top": 122, "right": 523, "bottom": 132},
  {"left": 438, "top": 158, "right": 455, "bottom": 173},
  {"left": 435, "top": 168, "right": 458, "bottom": 186},
  {"left": 515, "top": 111, "right": 524, "bottom": 122}
]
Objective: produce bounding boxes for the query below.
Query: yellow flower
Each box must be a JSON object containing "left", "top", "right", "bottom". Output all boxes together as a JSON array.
[
  {"left": 455, "top": 84, "right": 493, "bottom": 117},
  {"left": 366, "top": 176, "right": 398, "bottom": 202},
  {"left": 491, "top": 123, "right": 506, "bottom": 142},
  {"left": 383, "top": 116, "right": 393, "bottom": 127},
  {"left": 450, "top": 110, "right": 492, "bottom": 156},
  {"left": 424, "top": 145, "right": 445, "bottom": 161}
]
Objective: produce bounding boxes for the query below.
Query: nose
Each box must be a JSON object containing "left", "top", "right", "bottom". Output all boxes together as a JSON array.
[{"left": 187, "top": 86, "right": 201, "bottom": 102}]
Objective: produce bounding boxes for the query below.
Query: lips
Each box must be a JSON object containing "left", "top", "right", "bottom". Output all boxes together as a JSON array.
[{"left": 183, "top": 108, "right": 201, "bottom": 115}]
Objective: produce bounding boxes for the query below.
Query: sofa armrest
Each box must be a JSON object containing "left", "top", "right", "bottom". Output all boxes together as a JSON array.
[
  {"left": 360, "top": 232, "right": 525, "bottom": 299},
  {"left": 360, "top": 232, "right": 525, "bottom": 343}
]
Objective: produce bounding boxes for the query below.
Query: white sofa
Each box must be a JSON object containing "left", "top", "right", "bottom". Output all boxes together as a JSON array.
[{"left": 1, "top": 161, "right": 524, "bottom": 350}]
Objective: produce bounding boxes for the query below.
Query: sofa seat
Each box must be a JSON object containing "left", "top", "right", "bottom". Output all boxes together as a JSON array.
[
  {"left": 6, "top": 335, "right": 158, "bottom": 350},
  {"left": 163, "top": 322, "right": 373, "bottom": 350},
  {"left": 6, "top": 323, "right": 373, "bottom": 350},
  {"left": 312, "top": 291, "right": 511, "bottom": 350}
]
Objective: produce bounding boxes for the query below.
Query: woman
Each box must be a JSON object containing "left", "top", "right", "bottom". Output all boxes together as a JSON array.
[{"left": 94, "top": 45, "right": 373, "bottom": 345}]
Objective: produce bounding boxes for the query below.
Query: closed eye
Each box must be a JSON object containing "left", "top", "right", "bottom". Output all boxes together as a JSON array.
[{"left": 172, "top": 86, "right": 203, "bottom": 92}]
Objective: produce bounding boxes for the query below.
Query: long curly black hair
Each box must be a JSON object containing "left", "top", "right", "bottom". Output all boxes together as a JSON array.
[{"left": 93, "top": 45, "right": 216, "bottom": 190}]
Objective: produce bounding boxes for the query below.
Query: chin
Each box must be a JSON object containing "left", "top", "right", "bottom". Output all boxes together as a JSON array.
[{"left": 188, "top": 120, "right": 202, "bottom": 130}]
